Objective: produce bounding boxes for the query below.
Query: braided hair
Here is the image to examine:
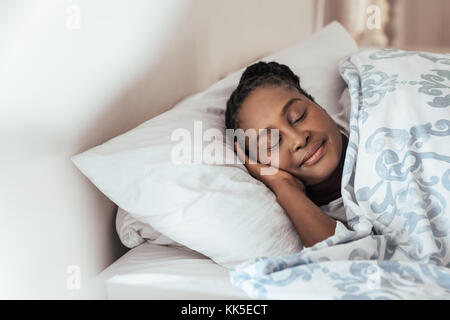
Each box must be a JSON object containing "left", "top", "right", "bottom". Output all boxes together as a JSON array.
[{"left": 225, "top": 61, "right": 315, "bottom": 131}]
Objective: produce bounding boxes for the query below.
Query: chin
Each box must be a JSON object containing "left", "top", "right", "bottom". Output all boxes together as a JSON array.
[{"left": 300, "top": 162, "right": 336, "bottom": 186}]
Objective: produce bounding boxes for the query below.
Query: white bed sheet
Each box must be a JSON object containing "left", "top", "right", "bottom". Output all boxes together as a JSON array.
[{"left": 97, "top": 242, "right": 251, "bottom": 299}]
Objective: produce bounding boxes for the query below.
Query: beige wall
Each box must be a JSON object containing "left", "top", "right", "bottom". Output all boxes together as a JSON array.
[
  {"left": 323, "top": 0, "right": 450, "bottom": 51},
  {"left": 393, "top": 0, "right": 450, "bottom": 48}
]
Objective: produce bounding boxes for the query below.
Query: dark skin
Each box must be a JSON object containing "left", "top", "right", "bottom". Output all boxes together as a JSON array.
[{"left": 234, "top": 85, "right": 348, "bottom": 247}]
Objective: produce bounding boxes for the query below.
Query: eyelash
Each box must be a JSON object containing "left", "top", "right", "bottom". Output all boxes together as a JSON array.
[
  {"left": 268, "top": 111, "right": 307, "bottom": 150},
  {"left": 294, "top": 111, "right": 307, "bottom": 124}
]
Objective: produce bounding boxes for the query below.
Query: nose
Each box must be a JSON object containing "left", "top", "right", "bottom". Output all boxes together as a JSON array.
[{"left": 290, "top": 131, "right": 310, "bottom": 153}]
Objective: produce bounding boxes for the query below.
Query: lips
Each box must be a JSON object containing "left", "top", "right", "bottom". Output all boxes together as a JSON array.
[{"left": 299, "top": 140, "right": 326, "bottom": 167}]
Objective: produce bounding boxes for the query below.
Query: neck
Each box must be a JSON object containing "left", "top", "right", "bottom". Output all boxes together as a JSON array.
[{"left": 306, "top": 132, "right": 348, "bottom": 206}]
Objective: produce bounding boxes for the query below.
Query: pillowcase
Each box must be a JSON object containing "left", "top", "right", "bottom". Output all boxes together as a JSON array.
[
  {"left": 116, "top": 206, "right": 182, "bottom": 248},
  {"left": 71, "top": 21, "right": 358, "bottom": 268}
]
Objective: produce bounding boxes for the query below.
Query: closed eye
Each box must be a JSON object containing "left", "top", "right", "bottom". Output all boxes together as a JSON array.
[
  {"left": 268, "top": 111, "right": 307, "bottom": 150},
  {"left": 293, "top": 111, "right": 307, "bottom": 124},
  {"left": 267, "top": 110, "right": 307, "bottom": 150}
]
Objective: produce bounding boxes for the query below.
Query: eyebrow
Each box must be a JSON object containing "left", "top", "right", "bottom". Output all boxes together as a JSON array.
[
  {"left": 280, "top": 98, "right": 301, "bottom": 117},
  {"left": 257, "top": 98, "right": 302, "bottom": 140}
]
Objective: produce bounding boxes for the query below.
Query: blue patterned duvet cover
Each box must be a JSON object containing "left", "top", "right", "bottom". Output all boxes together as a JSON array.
[{"left": 229, "top": 49, "right": 450, "bottom": 299}]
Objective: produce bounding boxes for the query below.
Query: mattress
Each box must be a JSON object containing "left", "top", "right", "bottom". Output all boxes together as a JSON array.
[{"left": 97, "top": 242, "right": 251, "bottom": 299}]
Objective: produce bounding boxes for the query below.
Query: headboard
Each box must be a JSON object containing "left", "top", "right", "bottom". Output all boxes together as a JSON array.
[{"left": 0, "top": 0, "right": 319, "bottom": 298}]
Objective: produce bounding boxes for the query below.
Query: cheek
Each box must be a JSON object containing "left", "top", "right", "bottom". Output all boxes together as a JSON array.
[
  {"left": 278, "top": 149, "right": 292, "bottom": 169},
  {"left": 324, "top": 132, "right": 343, "bottom": 171},
  {"left": 329, "top": 130, "right": 343, "bottom": 156},
  {"left": 268, "top": 148, "right": 291, "bottom": 169}
]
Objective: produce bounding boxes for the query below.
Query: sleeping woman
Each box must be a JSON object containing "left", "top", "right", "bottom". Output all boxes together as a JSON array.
[{"left": 225, "top": 61, "right": 349, "bottom": 248}]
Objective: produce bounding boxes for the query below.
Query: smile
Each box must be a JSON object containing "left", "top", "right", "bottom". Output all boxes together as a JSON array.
[{"left": 300, "top": 140, "right": 326, "bottom": 167}]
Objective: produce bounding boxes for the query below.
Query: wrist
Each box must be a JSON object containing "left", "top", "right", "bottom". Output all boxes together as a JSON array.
[{"left": 270, "top": 177, "right": 305, "bottom": 196}]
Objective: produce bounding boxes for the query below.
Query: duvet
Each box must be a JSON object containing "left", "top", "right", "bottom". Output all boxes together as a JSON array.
[{"left": 229, "top": 49, "right": 450, "bottom": 299}]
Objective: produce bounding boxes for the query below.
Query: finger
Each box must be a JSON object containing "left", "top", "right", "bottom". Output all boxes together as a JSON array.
[
  {"left": 236, "top": 141, "right": 260, "bottom": 165},
  {"left": 235, "top": 142, "right": 264, "bottom": 175},
  {"left": 234, "top": 142, "right": 248, "bottom": 165}
]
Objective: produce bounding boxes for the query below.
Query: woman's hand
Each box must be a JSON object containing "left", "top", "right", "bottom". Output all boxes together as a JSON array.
[
  {"left": 234, "top": 142, "right": 337, "bottom": 247},
  {"left": 234, "top": 141, "right": 305, "bottom": 194}
]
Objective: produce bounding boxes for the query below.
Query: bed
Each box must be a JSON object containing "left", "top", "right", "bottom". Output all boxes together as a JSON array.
[
  {"left": 93, "top": 46, "right": 450, "bottom": 300},
  {"left": 72, "top": 14, "right": 450, "bottom": 299},
  {"left": 73, "top": 20, "right": 363, "bottom": 300},
  {"left": 97, "top": 242, "right": 249, "bottom": 300},
  {"left": 5, "top": 0, "right": 448, "bottom": 300}
]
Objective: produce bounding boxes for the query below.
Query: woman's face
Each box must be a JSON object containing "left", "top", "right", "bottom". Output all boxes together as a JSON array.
[{"left": 237, "top": 85, "right": 344, "bottom": 186}]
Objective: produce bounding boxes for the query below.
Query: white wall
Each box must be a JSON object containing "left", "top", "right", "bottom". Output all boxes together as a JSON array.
[{"left": 0, "top": 0, "right": 316, "bottom": 298}]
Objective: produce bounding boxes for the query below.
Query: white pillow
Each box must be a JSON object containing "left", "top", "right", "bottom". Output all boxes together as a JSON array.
[
  {"left": 71, "top": 21, "right": 358, "bottom": 268},
  {"left": 116, "top": 207, "right": 182, "bottom": 248}
]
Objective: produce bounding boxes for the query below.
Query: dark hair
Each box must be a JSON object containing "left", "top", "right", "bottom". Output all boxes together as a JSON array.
[{"left": 225, "top": 61, "right": 315, "bottom": 130}]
